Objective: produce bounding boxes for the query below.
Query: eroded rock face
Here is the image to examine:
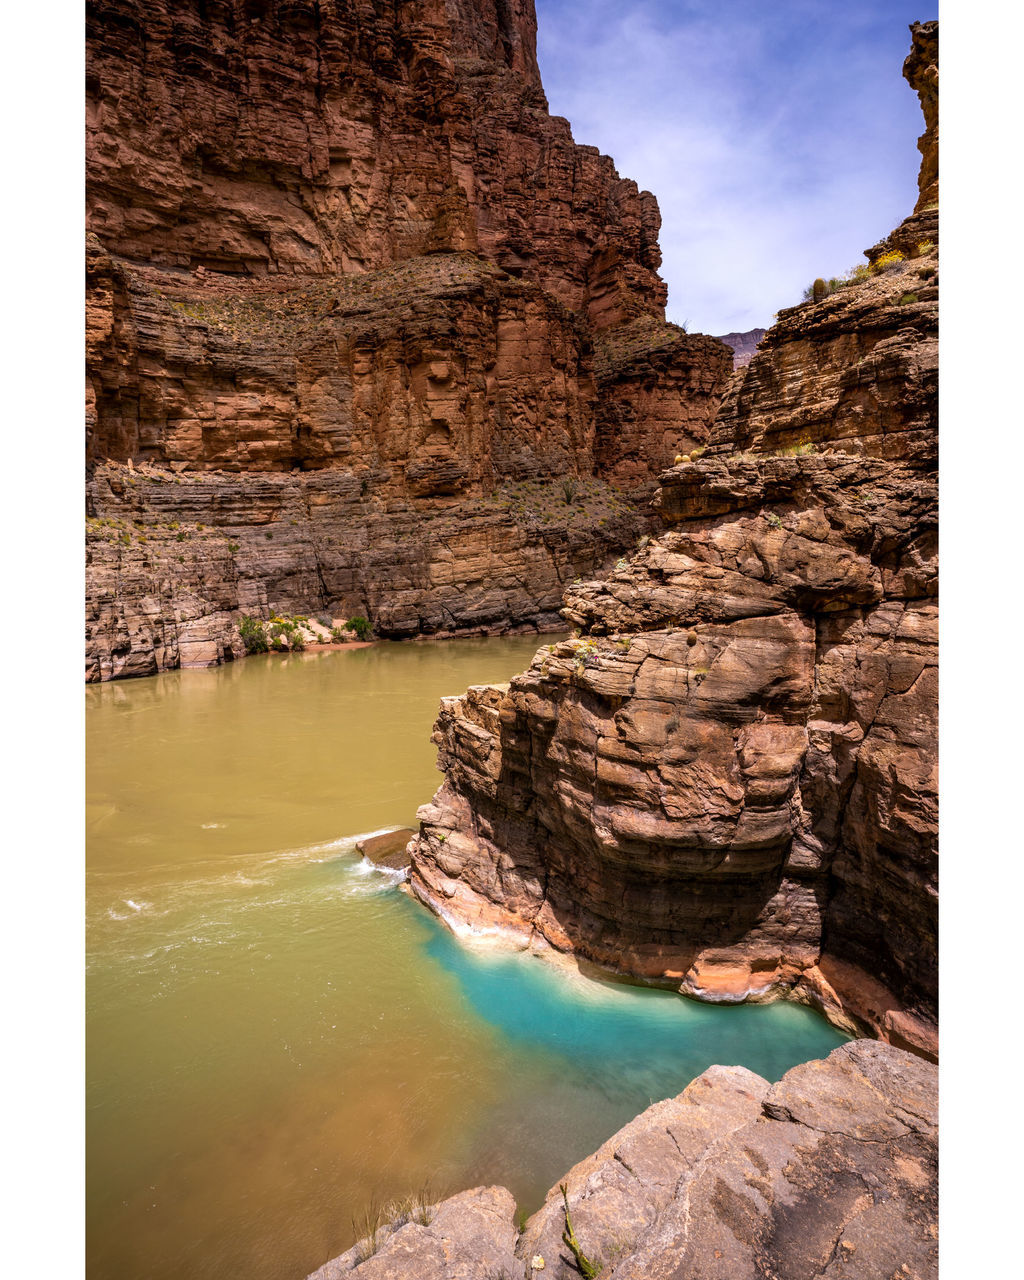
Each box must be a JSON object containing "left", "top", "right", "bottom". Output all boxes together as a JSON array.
[
  {"left": 409, "top": 24, "right": 938, "bottom": 1056},
  {"left": 711, "top": 258, "right": 937, "bottom": 465},
  {"left": 85, "top": 460, "right": 650, "bottom": 682},
  {"left": 867, "top": 21, "right": 938, "bottom": 264},
  {"left": 906, "top": 22, "right": 938, "bottom": 215},
  {"left": 85, "top": 0, "right": 730, "bottom": 678},
  {"left": 593, "top": 319, "right": 733, "bottom": 488},
  {"left": 410, "top": 450, "right": 937, "bottom": 1054},
  {"left": 87, "top": 0, "right": 664, "bottom": 325},
  {"left": 307, "top": 1041, "right": 937, "bottom": 1280},
  {"left": 713, "top": 327, "right": 767, "bottom": 369}
]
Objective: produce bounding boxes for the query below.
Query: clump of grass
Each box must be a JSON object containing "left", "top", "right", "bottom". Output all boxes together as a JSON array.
[
  {"left": 352, "top": 1202, "right": 389, "bottom": 1264},
  {"left": 351, "top": 1188, "right": 437, "bottom": 1263},
  {"left": 765, "top": 511, "right": 783, "bottom": 529}
]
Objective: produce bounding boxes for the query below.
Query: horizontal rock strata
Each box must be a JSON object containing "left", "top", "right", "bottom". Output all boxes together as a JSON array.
[
  {"left": 309, "top": 1040, "right": 937, "bottom": 1279},
  {"left": 86, "top": 0, "right": 665, "bottom": 326},
  {"left": 711, "top": 253, "right": 937, "bottom": 465},
  {"left": 409, "top": 21, "right": 938, "bottom": 1057},
  {"left": 85, "top": 0, "right": 732, "bottom": 678},
  {"left": 713, "top": 327, "right": 767, "bottom": 369},
  {"left": 86, "top": 459, "right": 651, "bottom": 681},
  {"left": 410, "top": 449, "right": 937, "bottom": 1054},
  {"left": 594, "top": 318, "right": 733, "bottom": 488}
]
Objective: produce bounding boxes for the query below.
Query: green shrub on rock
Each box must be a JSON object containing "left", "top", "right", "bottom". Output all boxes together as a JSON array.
[
  {"left": 345, "top": 615, "right": 373, "bottom": 642},
  {"left": 239, "top": 615, "right": 268, "bottom": 654}
]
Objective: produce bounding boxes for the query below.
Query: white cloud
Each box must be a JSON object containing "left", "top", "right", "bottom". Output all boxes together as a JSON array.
[{"left": 535, "top": 0, "right": 933, "bottom": 333}]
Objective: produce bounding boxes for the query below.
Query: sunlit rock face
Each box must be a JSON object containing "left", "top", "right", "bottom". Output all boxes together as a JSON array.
[
  {"left": 410, "top": 21, "right": 938, "bottom": 1060},
  {"left": 85, "top": 0, "right": 732, "bottom": 679},
  {"left": 308, "top": 1041, "right": 938, "bottom": 1280}
]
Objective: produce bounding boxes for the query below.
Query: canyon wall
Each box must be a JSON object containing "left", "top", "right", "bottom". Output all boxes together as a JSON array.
[
  {"left": 713, "top": 326, "right": 767, "bottom": 369},
  {"left": 308, "top": 1040, "right": 937, "bottom": 1279},
  {"left": 86, "top": 0, "right": 733, "bottom": 678},
  {"left": 409, "top": 22, "right": 938, "bottom": 1058}
]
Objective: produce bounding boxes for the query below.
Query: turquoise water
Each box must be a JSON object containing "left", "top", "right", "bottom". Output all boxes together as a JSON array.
[{"left": 87, "top": 639, "right": 847, "bottom": 1280}]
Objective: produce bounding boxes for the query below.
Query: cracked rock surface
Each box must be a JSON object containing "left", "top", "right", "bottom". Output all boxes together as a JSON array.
[{"left": 308, "top": 1041, "right": 936, "bottom": 1279}]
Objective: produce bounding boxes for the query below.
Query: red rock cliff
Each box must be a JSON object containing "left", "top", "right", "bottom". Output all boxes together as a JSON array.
[
  {"left": 86, "top": 0, "right": 663, "bottom": 325},
  {"left": 409, "top": 21, "right": 939, "bottom": 1060},
  {"left": 85, "top": 0, "right": 732, "bottom": 679}
]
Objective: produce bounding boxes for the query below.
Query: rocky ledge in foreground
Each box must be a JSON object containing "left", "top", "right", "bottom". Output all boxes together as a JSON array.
[{"left": 308, "top": 1039, "right": 937, "bottom": 1279}]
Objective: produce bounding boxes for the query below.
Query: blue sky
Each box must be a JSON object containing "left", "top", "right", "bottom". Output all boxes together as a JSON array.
[{"left": 535, "top": 0, "right": 939, "bottom": 334}]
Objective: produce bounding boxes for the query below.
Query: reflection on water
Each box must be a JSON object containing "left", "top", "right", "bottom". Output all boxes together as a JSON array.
[{"left": 87, "top": 638, "right": 846, "bottom": 1280}]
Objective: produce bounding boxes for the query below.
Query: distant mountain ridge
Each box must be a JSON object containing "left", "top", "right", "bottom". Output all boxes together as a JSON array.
[{"left": 713, "top": 326, "right": 768, "bottom": 368}]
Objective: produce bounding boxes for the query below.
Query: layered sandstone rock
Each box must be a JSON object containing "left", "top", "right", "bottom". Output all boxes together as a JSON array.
[
  {"left": 86, "top": 0, "right": 665, "bottom": 325},
  {"left": 713, "top": 326, "right": 767, "bottom": 369},
  {"left": 593, "top": 318, "right": 733, "bottom": 488},
  {"left": 309, "top": 1041, "right": 937, "bottom": 1279},
  {"left": 86, "top": 0, "right": 730, "bottom": 679},
  {"left": 410, "top": 448, "right": 937, "bottom": 1054},
  {"left": 711, "top": 250, "right": 937, "bottom": 465},
  {"left": 409, "top": 24, "right": 938, "bottom": 1057},
  {"left": 86, "top": 459, "right": 651, "bottom": 681}
]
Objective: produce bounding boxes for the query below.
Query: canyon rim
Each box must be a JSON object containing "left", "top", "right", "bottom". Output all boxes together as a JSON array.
[{"left": 84, "top": 4, "right": 939, "bottom": 1279}]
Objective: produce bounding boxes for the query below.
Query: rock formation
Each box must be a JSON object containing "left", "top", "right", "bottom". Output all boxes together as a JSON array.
[
  {"left": 308, "top": 1040, "right": 937, "bottom": 1279},
  {"left": 409, "top": 22, "right": 938, "bottom": 1059},
  {"left": 85, "top": 0, "right": 733, "bottom": 680},
  {"left": 713, "top": 327, "right": 767, "bottom": 369},
  {"left": 866, "top": 21, "right": 938, "bottom": 265}
]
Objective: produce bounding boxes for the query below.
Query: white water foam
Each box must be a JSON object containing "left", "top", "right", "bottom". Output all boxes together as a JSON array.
[
  {"left": 342, "top": 856, "right": 408, "bottom": 894},
  {"left": 258, "top": 827, "right": 399, "bottom": 868},
  {"left": 96, "top": 829, "right": 408, "bottom": 936},
  {"left": 106, "top": 897, "right": 158, "bottom": 921}
]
